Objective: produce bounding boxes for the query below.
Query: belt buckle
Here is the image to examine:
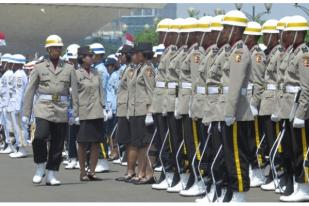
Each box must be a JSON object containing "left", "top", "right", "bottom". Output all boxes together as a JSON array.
[{"left": 52, "top": 94, "right": 60, "bottom": 102}]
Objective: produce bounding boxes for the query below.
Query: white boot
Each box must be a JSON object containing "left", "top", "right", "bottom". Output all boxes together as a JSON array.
[
  {"left": 0, "top": 144, "right": 14, "bottom": 154},
  {"left": 32, "top": 163, "right": 46, "bottom": 184},
  {"left": 217, "top": 187, "right": 227, "bottom": 202},
  {"left": 152, "top": 172, "right": 173, "bottom": 190},
  {"left": 95, "top": 159, "right": 110, "bottom": 173},
  {"left": 10, "top": 147, "right": 28, "bottom": 158},
  {"left": 250, "top": 169, "right": 265, "bottom": 187},
  {"left": 261, "top": 180, "right": 277, "bottom": 191},
  {"left": 230, "top": 192, "right": 246, "bottom": 202},
  {"left": 112, "top": 158, "right": 122, "bottom": 164},
  {"left": 65, "top": 158, "right": 77, "bottom": 169},
  {"left": 195, "top": 184, "right": 216, "bottom": 202},
  {"left": 180, "top": 180, "right": 206, "bottom": 196},
  {"left": 75, "top": 161, "right": 80, "bottom": 169},
  {"left": 167, "top": 173, "right": 189, "bottom": 193},
  {"left": 280, "top": 183, "right": 309, "bottom": 202},
  {"left": 46, "top": 170, "right": 61, "bottom": 186}
]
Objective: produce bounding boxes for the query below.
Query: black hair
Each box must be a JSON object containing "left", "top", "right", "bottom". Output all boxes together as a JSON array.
[
  {"left": 142, "top": 51, "right": 154, "bottom": 60},
  {"left": 77, "top": 55, "right": 84, "bottom": 65}
]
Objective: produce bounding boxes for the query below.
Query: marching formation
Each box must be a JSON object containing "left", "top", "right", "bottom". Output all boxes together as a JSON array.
[{"left": 0, "top": 9, "right": 309, "bottom": 203}]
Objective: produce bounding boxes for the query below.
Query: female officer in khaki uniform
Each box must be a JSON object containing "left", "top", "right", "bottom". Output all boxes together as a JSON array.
[
  {"left": 75, "top": 46, "right": 105, "bottom": 181},
  {"left": 127, "top": 42, "right": 156, "bottom": 184}
]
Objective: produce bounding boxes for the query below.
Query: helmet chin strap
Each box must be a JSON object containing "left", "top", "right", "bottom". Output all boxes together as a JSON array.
[
  {"left": 280, "top": 31, "right": 283, "bottom": 44},
  {"left": 216, "top": 30, "right": 222, "bottom": 45},
  {"left": 244, "top": 35, "right": 249, "bottom": 45},
  {"left": 185, "top": 32, "right": 190, "bottom": 45},
  {"left": 266, "top": 33, "right": 273, "bottom": 48},
  {"left": 199, "top": 32, "right": 206, "bottom": 46},
  {"left": 162, "top": 32, "right": 168, "bottom": 46},
  {"left": 228, "top": 26, "right": 235, "bottom": 44},
  {"left": 292, "top": 31, "right": 298, "bottom": 47},
  {"left": 175, "top": 32, "right": 180, "bottom": 46}
]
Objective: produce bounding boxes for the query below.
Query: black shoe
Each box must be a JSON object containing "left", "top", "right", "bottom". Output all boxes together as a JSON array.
[
  {"left": 134, "top": 177, "right": 156, "bottom": 185},
  {"left": 115, "top": 174, "right": 136, "bottom": 182}
]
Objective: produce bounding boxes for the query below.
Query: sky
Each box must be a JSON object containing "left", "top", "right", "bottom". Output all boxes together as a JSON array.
[{"left": 177, "top": 3, "right": 309, "bottom": 20}]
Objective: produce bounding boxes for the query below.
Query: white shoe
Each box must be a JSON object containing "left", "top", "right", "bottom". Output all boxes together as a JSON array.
[
  {"left": 75, "top": 161, "right": 80, "bottom": 169},
  {"left": 95, "top": 159, "right": 110, "bottom": 173},
  {"left": 196, "top": 184, "right": 215, "bottom": 202},
  {"left": 179, "top": 180, "right": 206, "bottom": 197},
  {"left": 32, "top": 163, "right": 46, "bottom": 184},
  {"left": 152, "top": 172, "right": 173, "bottom": 190},
  {"left": 121, "top": 162, "right": 128, "bottom": 166},
  {"left": 62, "top": 159, "right": 69, "bottom": 165},
  {"left": 167, "top": 173, "right": 189, "bottom": 193},
  {"left": 0, "top": 144, "right": 14, "bottom": 154},
  {"left": 280, "top": 183, "right": 309, "bottom": 202},
  {"left": 154, "top": 166, "right": 163, "bottom": 172},
  {"left": 230, "top": 192, "right": 246, "bottom": 202},
  {"left": 65, "top": 158, "right": 77, "bottom": 169},
  {"left": 250, "top": 169, "right": 265, "bottom": 187},
  {"left": 46, "top": 170, "right": 61, "bottom": 186},
  {"left": 112, "top": 158, "right": 122, "bottom": 164},
  {"left": 261, "top": 180, "right": 276, "bottom": 191},
  {"left": 217, "top": 188, "right": 227, "bottom": 202},
  {"left": 9, "top": 147, "right": 28, "bottom": 158},
  {"left": 275, "top": 185, "right": 286, "bottom": 194}
]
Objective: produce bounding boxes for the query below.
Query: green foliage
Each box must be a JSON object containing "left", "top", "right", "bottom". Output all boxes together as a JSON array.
[{"left": 135, "top": 26, "right": 159, "bottom": 45}]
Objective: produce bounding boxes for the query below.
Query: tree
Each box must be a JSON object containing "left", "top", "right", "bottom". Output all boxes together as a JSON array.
[{"left": 135, "top": 26, "right": 159, "bottom": 45}]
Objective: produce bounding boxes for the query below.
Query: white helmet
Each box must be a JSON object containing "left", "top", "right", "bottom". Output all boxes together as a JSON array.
[
  {"left": 10, "top": 54, "right": 26, "bottom": 65},
  {"left": 196, "top": 16, "right": 212, "bottom": 32},
  {"left": 277, "top": 16, "right": 290, "bottom": 30},
  {"left": 181, "top": 17, "right": 198, "bottom": 33},
  {"left": 222, "top": 10, "right": 248, "bottom": 27},
  {"left": 169, "top": 18, "right": 184, "bottom": 33},
  {"left": 66, "top": 44, "right": 80, "bottom": 59},
  {"left": 211, "top": 15, "right": 224, "bottom": 31},
  {"left": 284, "top": 15, "right": 309, "bottom": 31},
  {"left": 45, "top": 34, "right": 64, "bottom": 48},
  {"left": 262, "top": 19, "right": 279, "bottom": 34},
  {"left": 156, "top": 18, "right": 173, "bottom": 32},
  {"left": 90, "top": 43, "right": 105, "bottom": 54},
  {"left": 154, "top": 44, "right": 165, "bottom": 58},
  {"left": 0, "top": 53, "right": 11, "bottom": 62},
  {"left": 244, "top": 21, "right": 262, "bottom": 36}
]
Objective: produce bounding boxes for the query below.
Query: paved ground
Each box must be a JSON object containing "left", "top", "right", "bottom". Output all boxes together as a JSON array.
[{"left": 0, "top": 147, "right": 281, "bottom": 202}]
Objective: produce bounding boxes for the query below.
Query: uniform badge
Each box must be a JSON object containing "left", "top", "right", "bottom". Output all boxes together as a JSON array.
[
  {"left": 303, "top": 57, "right": 309, "bottom": 67},
  {"left": 255, "top": 54, "right": 262, "bottom": 63},
  {"left": 146, "top": 68, "right": 153, "bottom": 77},
  {"left": 194, "top": 54, "right": 201, "bottom": 64},
  {"left": 235, "top": 54, "right": 242, "bottom": 63},
  {"left": 129, "top": 70, "right": 134, "bottom": 78}
]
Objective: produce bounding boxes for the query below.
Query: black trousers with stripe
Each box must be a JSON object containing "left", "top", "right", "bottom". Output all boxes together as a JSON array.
[
  {"left": 222, "top": 121, "right": 250, "bottom": 192},
  {"left": 153, "top": 113, "right": 173, "bottom": 172},
  {"left": 281, "top": 119, "right": 309, "bottom": 184},
  {"left": 167, "top": 112, "right": 185, "bottom": 174}
]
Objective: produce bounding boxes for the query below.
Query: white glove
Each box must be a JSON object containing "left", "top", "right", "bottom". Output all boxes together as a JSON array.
[
  {"left": 225, "top": 116, "right": 236, "bottom": 127},
  {"left": 107, "top": 109, "right": 113, "bottom": 120},
  {"left": 68, "top": 117, "right": 74, "bottom": 126},
  {"left": 145, "top": 113, "right": 154, "bottom": 126},
  {"left": 188, "top": 96, "right": 192, "bottom": 118},
  {"left": 174, "top": 97, "right": 182, "bottom": 119},
  {"left": 293, "top": 117, "right": 305, "bottom": 128},
  {"left": 103, "top": 110, "right": 108, "bottom": 122},
  {"left": 250, "top": 105, "right": 258, "bottom": 117},
  {"left": 271, "top": 114, "right": 280, "bottom": 122},
  {"left": 22, "top": 116, "right": 29, "bottom": 126},
  {"left": 162, "top": 111, "right": 167, "bottom": 117},
  {"left": 74, "top": 117, "right": 80, "bottom": 125}
]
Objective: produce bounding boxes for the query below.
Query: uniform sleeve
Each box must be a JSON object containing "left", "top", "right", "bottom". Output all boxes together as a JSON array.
[
  {"left": 295, "top": 54, "right": 309, "bottom": 119},
  {"left": 70, "top": 68, "right": 79, "bottom": 118},
  {"left": 99, "top": 74, "right": 105, "bottom": 108},
  {"left": 22, "top": 68, "right": 39, "bottom": 118},
  {"left": 251, "top": 52, "right": 266, "bottom": 108},
  {"left": 224, "top": 49, "right": 250, "bottom": 118},
  {"left": 143, "top": 66, "right": 155, "bottom": 108}
]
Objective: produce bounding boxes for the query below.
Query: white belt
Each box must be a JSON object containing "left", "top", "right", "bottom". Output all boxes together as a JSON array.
[
  {"left": 167, "top": 82, "right": 178, "bottom": 89},
  {"left": 223, "top": 86, "right": 229, "bottom": 94},
  {"left": 156, "top": 81, "right": 165, "bottom": 88},
  {"left": 181, "top": 82, "right": 192, "bottom": 89},
  {"left": 196, "top": 86, "right": 206, "bottom": 94},
  {"left": 285, "top": 85, "right": 300, "bottom": 94},
  {"left": 38, "top": 94, "right": 69, "bottom": 102},
  {"left": 247, "top": 83, "right": 253, "bottom": 91},
  {"left": 266, "top": 84, "right": 277, "bottom": 91},
  {"left": 207, "top": 86, "right": 220, "bottom": 95}
]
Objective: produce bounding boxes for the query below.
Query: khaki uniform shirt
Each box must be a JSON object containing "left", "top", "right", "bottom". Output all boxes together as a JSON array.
[
  {"left": 259, "top": 44, "right": 284, "bottom": 116},
  {"left": 76, "top": 67, "right": 104, "bottom": 120},
  {"left": 152, "top": 45, "right": 177, "bottom": 113},
  {"left": 191, "top": 44, "right": 218, "bottom": 119},
  {"left": 224, "top": 40, "right": 253, "bottom": 121},
  {"left": 116, "top": 64, "right": 135, "bottom": 117},
  {"left": 165, "top": 45, "right": 187, "bottom": 112},
  {"left": 23, "top": 59, "right": 78, "bottom": 123},
  {"left": 127, "top": 62, "right": 155, "bottom": 117}
]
